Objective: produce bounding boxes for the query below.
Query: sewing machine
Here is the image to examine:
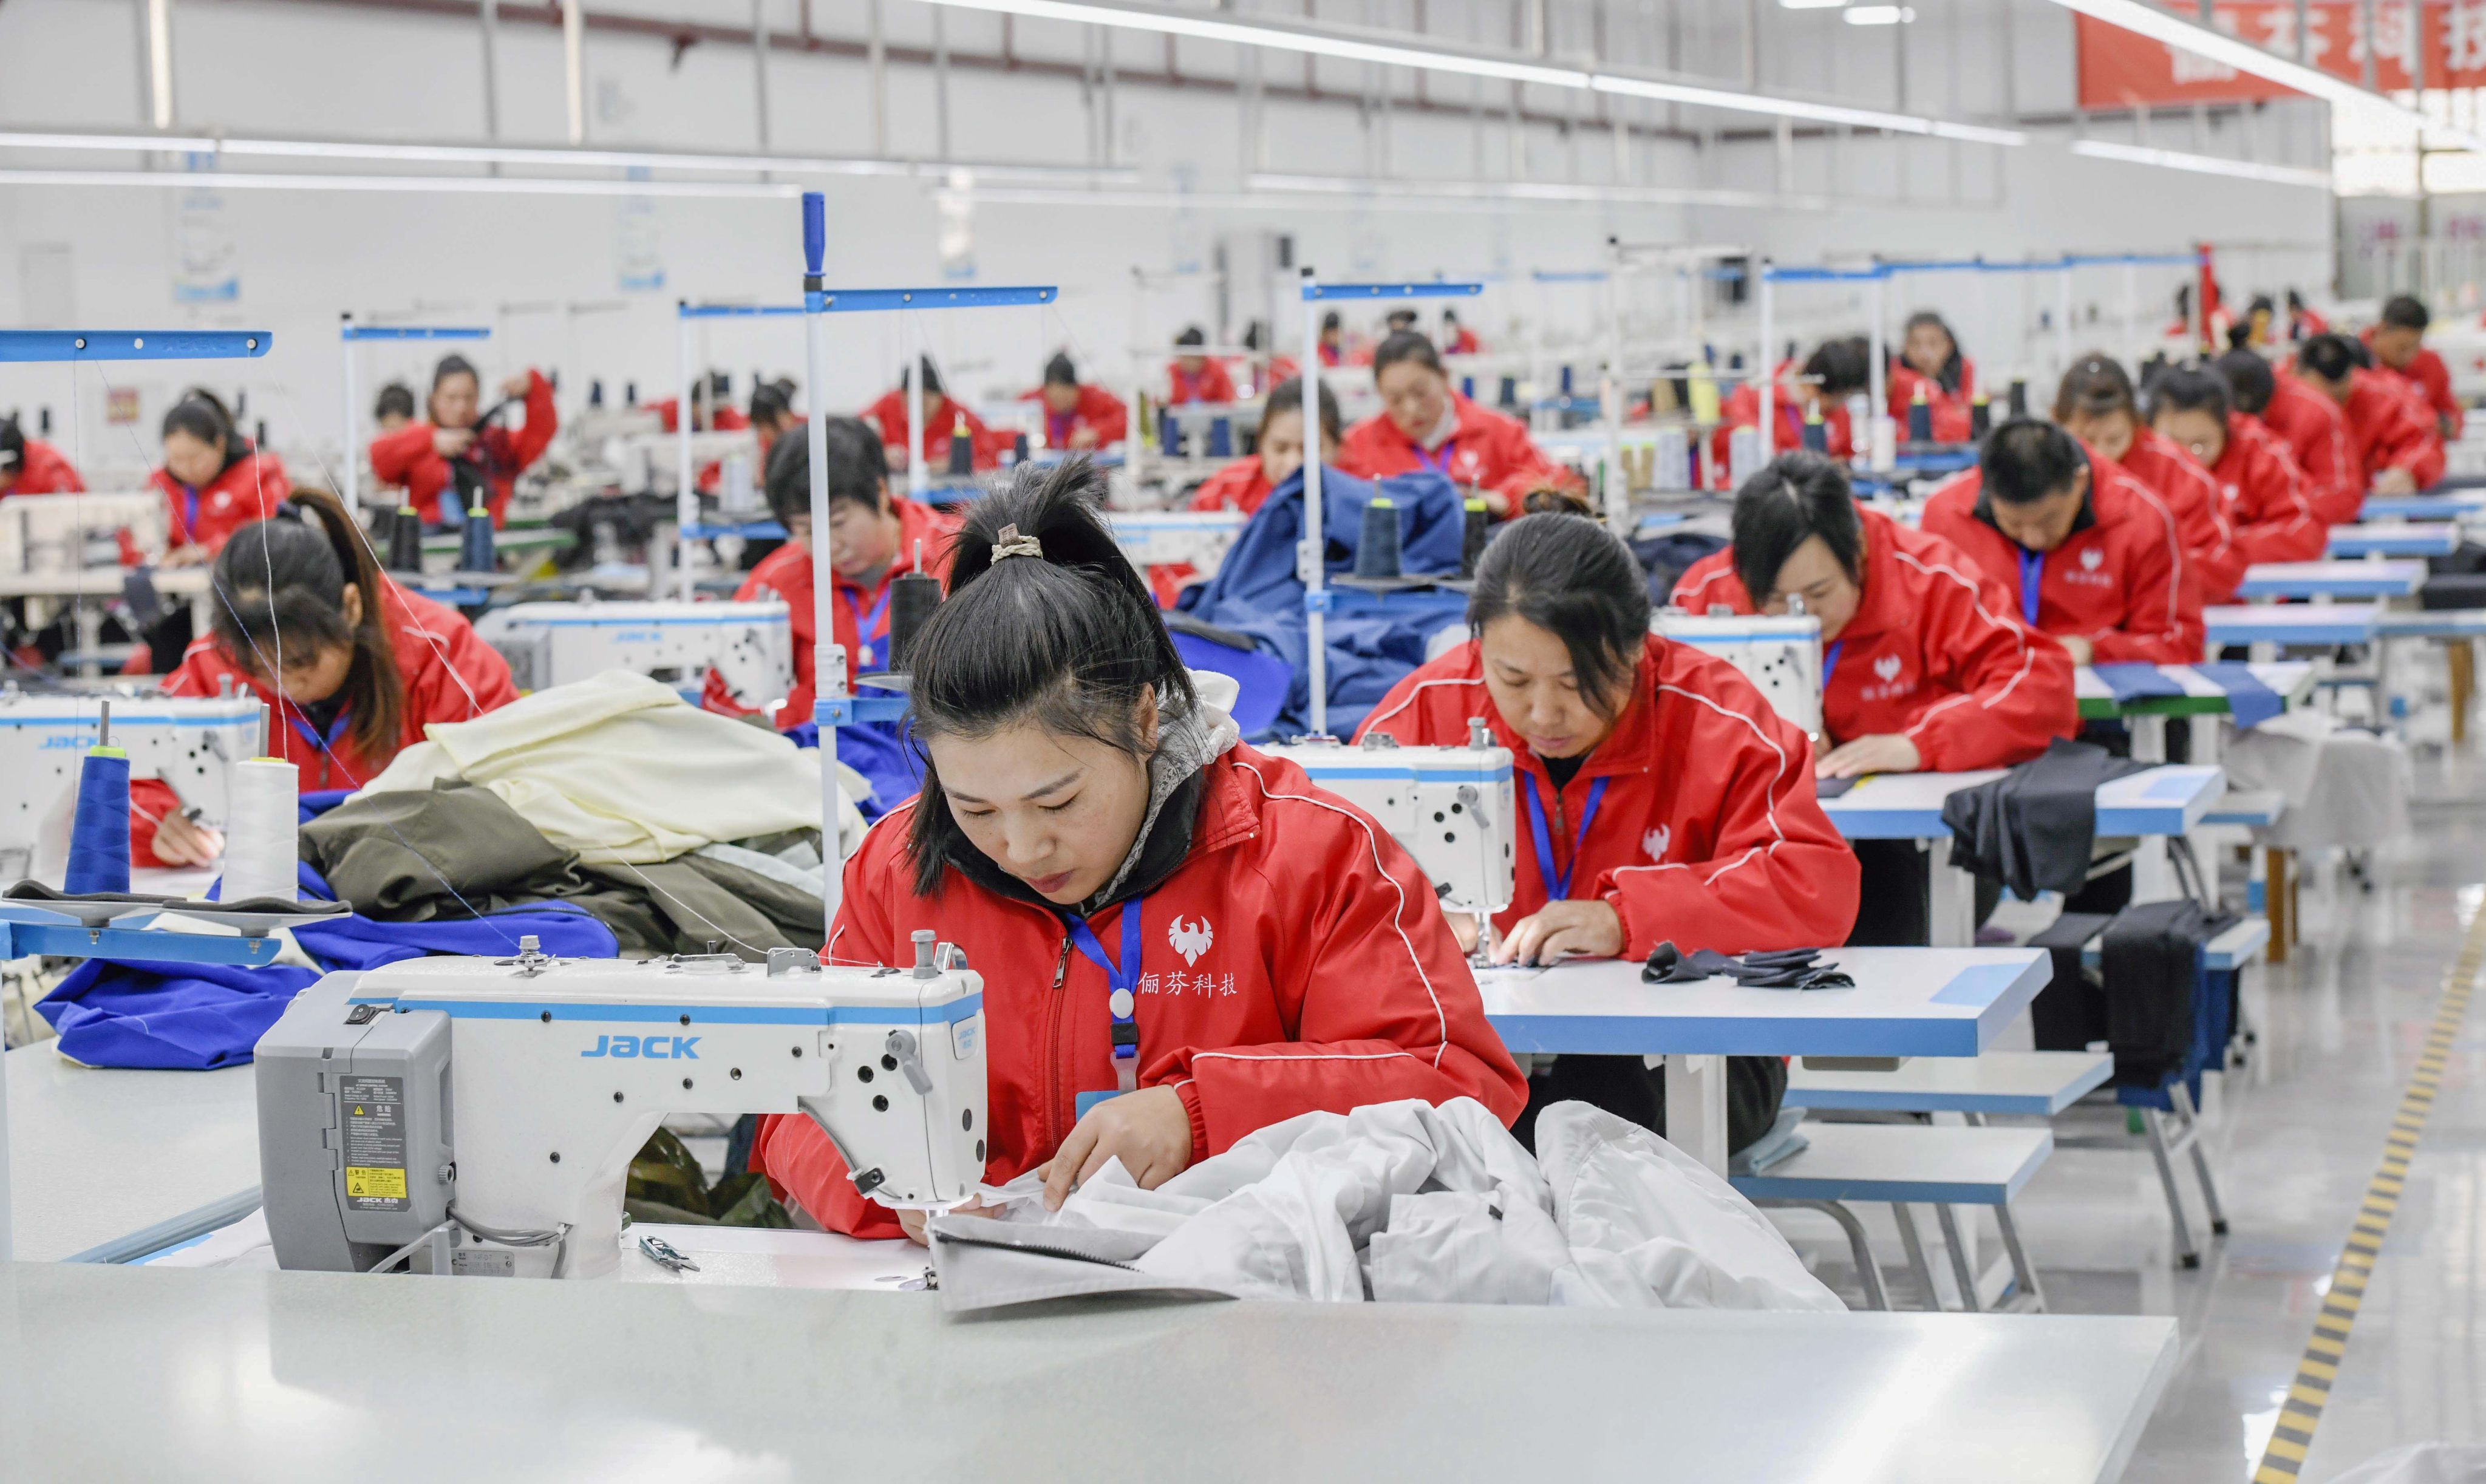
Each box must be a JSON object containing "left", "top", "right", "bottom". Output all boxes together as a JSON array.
[
  {"left": 1653, "top": 609, "right": 1825, "bottom": 741},
  {"left": 256, "top": 934, "right": 987, "bottom": 1280},
  {"left": 0, "top": 491, "right": 169, "bottom": 573},
  {"left": 0, "top": 692, "right": 261, "bottom": 879},
  {"left": 1257, "top": 728, "right": 1516, "bottom": 920},
  {"left": 1107, "top": 509, "right": 1248, "bottom": 577},
  {"left": 475, "top": 600, "right": 792, "bottom": 709},
  {"left": 612, "top": 431, "right": 759, "bottom": 499}
]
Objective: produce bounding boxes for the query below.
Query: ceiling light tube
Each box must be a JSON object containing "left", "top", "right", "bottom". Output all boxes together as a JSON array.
[
  {"left": 2068, "top": 138, "right": 2334, "bottom": 188},
  {"left": 1587, "top": 74, "right": 2022, "bottom": 143},
  {"left": 0, "top": 169, "right": 806, "bottom": 199}
]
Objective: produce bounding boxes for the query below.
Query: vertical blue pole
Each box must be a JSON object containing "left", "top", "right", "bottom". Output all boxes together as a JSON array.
[
  {"left": 1302, "top": 268, "right": 1329, "bottom": 738},
  {"left": 802, "top": 192, "right": 845, "bottom": 938}
]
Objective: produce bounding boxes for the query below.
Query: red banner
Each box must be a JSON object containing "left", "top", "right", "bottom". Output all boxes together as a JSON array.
[{"left": 2076, "top": 1, "right": 2486, "bottom": 109}]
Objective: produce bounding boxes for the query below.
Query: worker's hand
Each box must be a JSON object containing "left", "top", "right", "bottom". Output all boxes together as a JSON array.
[
  {"left": 158, "top": 543, "right": 208, "bottom": 570},
  {"left": 502, "top": 372, "right": 535, "bottom": 398},
  {"left": 1477, "top": 489, "right": 1512, "bottom": 518},
  {"left": 433, "top": 426, "right": 475, "bottom": 458},
  {"left": 2058, "top": 635, "right": 2095, "bottom": 665},
  {"left": 1493, "top": 898, "right": 1624, "bottom": 967},
  {"left": 150, "top": 810, "right": 224, "bottom": 868},
  {"left": 894, "top": 1197, "right": 1001, "bottom": 1247},
  {"left": 1817, "top": 733, "right": 1921, "bottom": 780},
  {"left": 1039, "top": 1085, "right": 1193, "bottom": 1210},
  {"left": 1448, "top": 911, "right": 1482, "bottom": 955},
  {"left": 2374, "top": 467, "right": 2420, "bottom": 497},
  {"left": 1070, "top": 426, "right": 1101, "bottom": 450}
]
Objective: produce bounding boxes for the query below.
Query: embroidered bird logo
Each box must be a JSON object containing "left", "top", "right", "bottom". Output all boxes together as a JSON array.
[
  {"left": 1644, "top": 826, "right": 1670, "bottom": 862},
  {"left": 2080, "top": 546, "right": 2105, "bottom": 571},
  {"left": 1873, "top": 653, "right": 1903, "bottom": 683},
  {"left": 1168, "top": 915, "right": 1214, "bottom": 966}
]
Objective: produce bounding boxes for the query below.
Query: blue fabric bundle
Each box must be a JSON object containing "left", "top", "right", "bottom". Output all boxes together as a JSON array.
[
  {"left": 35, "top": 859, "right": 619, "bottom": 1071},
  {"left": 2088, "top": 662, "right": 2187, "bottom": 704},
  {"left": 2189, "top": 661, "right": 2284, "bottom": 729},
  {"left": 64, "top": 750, "right": 133, "bottom": 896}
]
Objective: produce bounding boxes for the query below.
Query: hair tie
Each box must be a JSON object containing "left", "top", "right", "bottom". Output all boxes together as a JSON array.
[{"left": 992, "top": 524, "right": 1043, "bottom": 562}]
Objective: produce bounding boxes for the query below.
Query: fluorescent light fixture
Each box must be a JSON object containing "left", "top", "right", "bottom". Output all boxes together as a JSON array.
[
  {"left": 2069, "top": 138, "right": 2333, "bottom": 188},
  {"left": 1779, "top": 0, "right": 1849, "bottom": 9},
  {"left": 2037, "top": 0, "right": 2486, "bottom": 151},
  {"left": 1249, "top": 170, "right": 1835, "bottom": 210},
  {"left": 908, "top": 0, "right": 2023, "bottom": 142},
  {"left": 0, "top": 168, "right": 805, "bottom": 199},
  {"left": 1844, "top": 5, "right": 1915, "bottom": 23}
]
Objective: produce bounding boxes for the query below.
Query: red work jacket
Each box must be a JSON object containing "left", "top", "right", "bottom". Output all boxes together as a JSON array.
[
  {"left": 1018, "top": 384, "right": 1129, "bottom": 448},
  {"left": 2117, "top": 427, "right": 2241, "bottom": 606},
  {"left": 2259, "top": 372, "right": 2359, "bottom": 523},
  {"left": 2363, "top": 332, "right": 2464, "bottom": 439},
  {"left": 1339, "top": 393, "right": 1578, "bottom": 511},
  {"left": 151, "top": 449, "right": 291, "bottom": 554},
  {"left": 1887, "top": 359, "right": 1978, "bottom": 444},
  {"left": 2, "top": 438, "right": 85, "bottom": 495},
  {"left": 2337, "top": 367, "right": 2447, "bottom": 494},
  {"left": 366, "top": 370, "right": 559, "bottom": 529},
  {"left": 859, "top": 392, "right": 1013, "bottom": 474},
  {"left": 1165, "top": 358, "right": 1239, "bottom": 406},
  {"left": 2208, "top": 414, "right": 2325, "bottom": 580}
]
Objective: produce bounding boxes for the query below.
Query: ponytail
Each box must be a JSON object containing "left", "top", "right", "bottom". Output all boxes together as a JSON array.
[
  {"left": 904, "top": 457, "right": 1191, "bottom": 896},
  {"left": 209, "top": 487, "right": 406, "bottom": 764}
]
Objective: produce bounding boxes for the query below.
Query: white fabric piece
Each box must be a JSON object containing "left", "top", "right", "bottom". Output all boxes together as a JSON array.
[
  {"left": 363, "top": 670, "right": 865, "bottom": 863},
  {"left": 2222, "top": 709, "right": 2412, "bottom": 852},
  {"left": 2329, "top": 1445, "right": 2486, "bottom": 1484},
  {"left": 970, "top": 1097, "right": 1836, "bottom": 1312},
  {"left": 1534, "top": 1101, "right": 1846, "bottom": 1312}
]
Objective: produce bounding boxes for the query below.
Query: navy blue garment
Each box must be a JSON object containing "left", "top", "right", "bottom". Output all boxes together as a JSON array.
[
  {"left": 1179, "top": 464, "right": 1467, "bottom": 737},
  {"left": 2088, "top": 662, "right": 2187, "bottom": 704},
  {"left": 2188, "top": 661, "right": 2283, "bottom": 730},
  {"left": 35, "top": 859, "right": 619, "bottom": 1071},
  {"left": 785, "top": 700, "right": 921, "bottom": 823}
]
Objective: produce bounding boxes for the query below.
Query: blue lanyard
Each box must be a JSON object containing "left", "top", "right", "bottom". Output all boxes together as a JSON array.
[
  {"left": 1415, "top": 437, "right": 1459, "bottom": 475},
  {"left": 282, "top": 703, "right": 352, "bottom": 757},
  {"left": 2016, "top": 547, "right": 2045, "bottom": 627},
  {"left": 180, "top": 484, "right": 201, "bottom": 539},
  {"left": 1823, "top": 639, "right": 1844, "bottom": 686},
  {"left": 843, "top": 580, "right": 894, "bottom": 668},
  {"left": 1521, "top": 774, "right": 1609, "bottom": 902},
  {"left": 1066, "top": 894, "right": 1146, "bottom": 1101}
]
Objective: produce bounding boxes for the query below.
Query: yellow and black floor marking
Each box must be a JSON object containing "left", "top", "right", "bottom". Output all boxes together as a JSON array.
[{"left": 2252, "top": 905, "right": 2486, "bottom": 1483}]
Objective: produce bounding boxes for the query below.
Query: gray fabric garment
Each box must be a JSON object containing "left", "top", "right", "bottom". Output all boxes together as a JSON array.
[{"left": 1085, "top": 695, "right": 1241, "bottom": 913}]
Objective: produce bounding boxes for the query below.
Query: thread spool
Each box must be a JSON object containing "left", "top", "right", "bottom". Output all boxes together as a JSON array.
[
  {"left": 1460, "top": 376, "right": 1476, "bottom": 401},
  {"left": 221, "top": 757, "right": 301, "bottom": 904},
  {"left": 1460, "top": 498, "right": 1490, "bottom": 579},
  {"left": 1970, "top": 394, "right": 1993, "bottom": 440},
  {"left": 387, "top": 506, "right": 424, "bottom": 571},
  {"left": 1010, "top": 432, "right": 1030, "bottom": 467},
  {"left": 1498, "top": 376, "right": 1519, "bottom": 410},
  {"left": 458, "top": 505, "right": 496, "bottom": 573},
  {"left": 1355, "top": 497, "right": 1403, "bottom": 579},
  {"left": 2008, "top": 378, "right": 2028, "bottom": 419},
  {"left": 1801, "top": 410, "right": 1828, "bottom": 454},
  {"left": 1907, "top": 388, "right": 1933, "bottom": 443},
  {"left": 65, "top": 709, "right": 131, "bottom": 896},
  {"left": 1207, "top": 417, "right": 1233, "bottom": 458},
  {"left": 888, "top": 571, "right": 942, "bottom": 673},
  {"left": 1158, "top": 407, "right": 1183, "bottom": 458},
  {"left": 947, "top": 417, "right": 973, "bottom": 476},
  {"left": 1559, "top": 366, "right": 1575, "bottom": 397}
]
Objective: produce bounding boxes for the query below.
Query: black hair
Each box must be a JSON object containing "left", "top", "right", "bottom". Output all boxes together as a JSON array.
[
  {"left": 1175, "top": 326, "right": 1207, "bottom": 349},
  {"left": 1261, "top": 376, "right": 1342, "bottom": 445},
  {"left": 210, "top": 487, "right": 405, "bottom": 763},
  {"left": 904, "top": 459, "right": 1195, "bottom": 896},
  {"left": 1442, "top": 308, "right": 1462, "bottom": 325},
  {"left": 899, "top": 356, "right": 944, "bottom": 399},
  {"left": 763, "top": 415, "right": 887, "bottom": 526},
  {"left": 2249, "top": 293, "right": 2277, "bottom": 317},
  {"left": 375, "top": 383, "right": 417, "bottom": 423},
  {"left": 748, "top": 376, "right": 796, "bottom": 427},
  {"left": 1241, "top": 321, "right": 1270, "bottom": 352},
  {"left": 431, "top": 354, "right": 478, "bottom": 393},
  {"left": 1043, "top": 353, "right": 1079, "bottom": 388},
  {"left": 1981, "top": 418, "right": 2086, "bottom": 507},
  {"left": 1384, "top": 309, "right": 1419, "bottom": 331},
  {"left": 2381, "top": 294, "right": 2430, "bottom": 332},
  {"left": 2215, "top": 349, "right": 2277, "bottom": 416},
  {"left": 1802, "top": 338, "right": 1871, "bottom": 399},
  {"left": 1321, "top": 311, "right": 1342, "bottom": 335},
  {"left": 1, "top": 414, "right": 27, "bottom": 472},
  {"left": 1901, "top": 311, "right": 1965, "bottom": 393},
  {"left": 162, "top": 390, "right": 250, "bottom": 477},
  {"left": 2148, "top": 366, "right": 2229, "bottom": 423},
  {"left": 1466, "top": 505, "right": 1652, "bottom": 721},
  {"left": 2054, "top": 353, "right": 2137, "bottom": 423},
  {"left": 1729, "top": 452, "right": 1864, "bottom": 608},
  {"left": 2298, "top": 333, "right": 2360, "bottom": 384},
  {"left": 1373, "top": 330, "right": 1445, "bottom": 379}
]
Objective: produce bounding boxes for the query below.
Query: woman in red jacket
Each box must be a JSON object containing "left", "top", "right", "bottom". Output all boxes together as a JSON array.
[
  {"left": 2055, "top": 355, "right": 2241, "bottom": 603},
  {"left": 152, "top": 392, "right": 291, "bottom": 563},
  {"left": 366, "top": 354, "right": 558, "bottom": 529},
  {"left": 1356, "top": 500, "right": 1855, "bottom": 1152},
  {"left": 145, "top": 488, "right": 517, "bottom": 865},
  {"left": 0, "top": 417, "right": 84, "bottom": 497},
  {"left": 1887, "top": 311, "right": 1978, "bottom": 443},
  {"left": 1023, "top": 353, "right": 1129, "bottom": 451},
  {"left": 1339, "top": 332, "right": 1578, "bottom": 516},
  {"left": 1670, "top": 452, "right": 2077, "bottom": 779},
  {"left": 755, "top": 461, "right": 1525, "bottom": 1239},
  {"left": 2148, "top": 367, "right": 2324, "bottom": 589}
]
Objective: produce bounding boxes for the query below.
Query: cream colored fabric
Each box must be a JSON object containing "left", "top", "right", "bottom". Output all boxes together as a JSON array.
[{"left": 365, "top": 669, "right": 864, "bottom": 864}]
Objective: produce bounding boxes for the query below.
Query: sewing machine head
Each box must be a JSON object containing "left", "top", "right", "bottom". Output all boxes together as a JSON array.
[
  {"left": 0, "top": 693, "right": 260, "bottom": 880},
  {"left": 256, "top": 934, "right": 985, "bottom": 1279},
  {"left": 1257, "top": 729, "right": 1516, "bottom": 918},
  {"left": 475, "top": 600, "right": 794, "bottom": 709},
  {"left": 1653, "top": 609, "right": 1825, "bottom": 741},
  {"left": 0, "top": 491, "right": 169, "bottom": 573}
]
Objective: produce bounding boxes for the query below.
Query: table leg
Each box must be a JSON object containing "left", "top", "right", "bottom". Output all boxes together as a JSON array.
[
  {"left": 2129, "top": 713, "right": 2167, "bottom": 764},
  {"left": 2130, "top": 835, "right": 2179, "bottom": 905},
  {"left": 1664, "top": 1053, "right": 1729, "bottom": 1174},
  {"left": 2451, "top": 639, "right": 2474, "bottom": 746},
  {"left": 2266, "top": 847, "right": 2295, "bottom": 961},
  {"left": 1926, "top": 837, "right": 1973, "bottom": 948}
]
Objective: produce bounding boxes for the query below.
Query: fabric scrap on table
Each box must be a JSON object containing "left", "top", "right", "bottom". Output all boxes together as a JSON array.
[
  {"left": 1726, "top": 1108, "right": 1811, "bottom": 1177},
  {"left": 927, "top": 1097, "right": 1844, "bottom": 1314},
  {"left": 1939, "top": 736, "right": 2151, "bottom": 900},
  {"left": 2188, "top": 661, "right": 2284, "bottom": 730},
  {"left": 1642, "top": 941, "right": 1854, "bottom": 991}
]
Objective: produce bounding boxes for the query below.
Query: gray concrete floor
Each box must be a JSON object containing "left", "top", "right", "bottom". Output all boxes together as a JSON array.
[{"left": 1802, "top": 751, "right": 2486, "bottom": 1481}]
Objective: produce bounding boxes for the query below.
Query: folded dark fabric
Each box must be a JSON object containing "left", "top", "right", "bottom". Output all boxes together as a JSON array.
[
  {"left": 1814, "top": 775, "right": 1859, "bottom": 801},
  {"left": 2100, "top": 899, "right": 2236, "bottom": 1087},
  {"left": 1643, "top": 941, "right": 1854, "bottom": 990},
  {"left": 1940, "top": 737, "right": 2151, "bottom": 900}
]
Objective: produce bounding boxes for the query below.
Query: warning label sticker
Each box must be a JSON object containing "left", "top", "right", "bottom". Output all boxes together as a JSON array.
[{"left": 340, "top": 1075, "right": 409, "bottom": 1213}]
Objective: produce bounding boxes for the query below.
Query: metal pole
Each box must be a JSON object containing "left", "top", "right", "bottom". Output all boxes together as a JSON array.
[
  {"left": 2055, "top": 264, "right": 2073, "bottom": 388},
  {"left": 1605, "top": 243, "right": 1624, "bottom": 525},
  {"left": 677, "top": 305, "right": 698, "bottom": 601},
  {"left": 868, "top": 0, "right": 887, "bottom": 156},
  {"left": 1301, "top": 268, "right": 1330, "bottom": 738},
  {"left": 562, "top": 0, "right": 586, "bottom": 144},
  {"left": 480, "top": 0, "right": 502, "bottom": 143},
  {"left": 1868, "top": 269, "right": 1887, "bottom": 459},
  {"left": 1757, "top": 259, "right": 1774, "bottom": 470},
  {"left": 2123, "top": 260, "right": 2139, "bottom": 369},
  {"left": 145, "top": 0, "right": 175, "bottom": 130},
  {"left": 341, "top": 315, "right": 358, "bottom": 514},
  {"left": 751, "top": 0, "right": 772, "bottom": 151},
  {"left": 802, "top": 196, "right": 844, "bottom": 934},
  {"left": 908, "top": 323, "right": 928, "bottom": 501}
]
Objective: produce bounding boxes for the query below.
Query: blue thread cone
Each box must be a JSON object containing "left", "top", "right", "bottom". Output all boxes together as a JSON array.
[
  {"left": 66, "top": 747, "right": 132, "bottom": 895},
  {"left": 458, "top": 507, "right": 496, "bottom": 572},
  {"left": 1355, "top": 497, "right": 1403, "bottom": 579},
  {"left": 1207, "top": 417, "right": 1233, "bottom": 458}
]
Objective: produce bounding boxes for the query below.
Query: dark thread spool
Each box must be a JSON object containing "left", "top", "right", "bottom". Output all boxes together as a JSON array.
[
  {"left": 1970, "top": 395, "right": 1992, "bottom": 439},
  {"left": 1498, "top": 376, "right": 1519, "bottom": 409},
  {"left": 1801, "top": 417, "right": 1828, "bottom": 454},
  {"left": 1355, "top": 497, "right": 1403, "bottom": 579},
  {"left": 1559, "top": 366, "right": 1575, "bottom": 396},
  {"left": 1207, "top": 417, "right": 1233, "bottom": 458},
  {"left": 1907, "top": 398, "right": 1933, "bottom": 443},
  {"left": 887, "top": 571, "right": 941, "bottom": 673},
  {"left": 458, "top": 507, "right": 496, "bottom": 573},
  {"left": 1460, "top": 376, "right": 1476, "bottom": 400},
  {"left": 1011, "top": 431, "right": 1030, "bottom": 466},
  {"left": 2007, "top": 379, "right": 2028, "bottom": 418},
  {"left": 387, "top": 507, "right": 424, "bottom": 571},
  {"left": 1460, "top": 498, "right": 1489, "bottom": 579},
  {"left": 947, "top": 422, "right": 973, "bottom": 476}
]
